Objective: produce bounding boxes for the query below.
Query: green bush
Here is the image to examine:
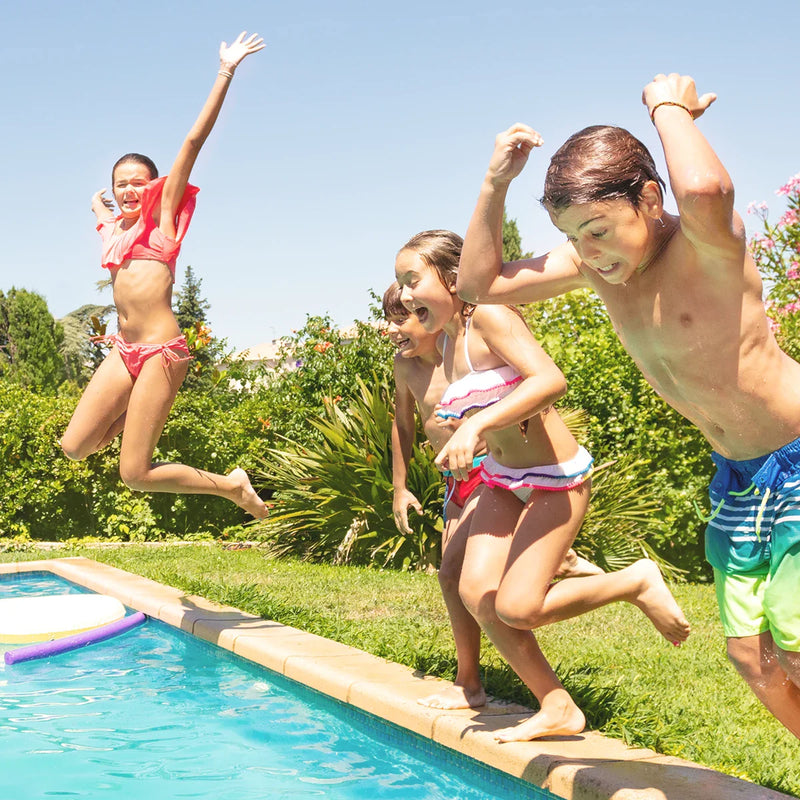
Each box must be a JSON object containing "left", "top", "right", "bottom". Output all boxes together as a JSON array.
[
  {"left": 748, "top": 172, "right": 800, "bottom": 361},
  {"left": 255, "top": 375, "right": 444, "bottom": 570},
  {"left": 256, "top": 308, "right": 395, "bottom": 446},
  {"left": 0, "top": 382, "right": 271, "bottom": 540}
]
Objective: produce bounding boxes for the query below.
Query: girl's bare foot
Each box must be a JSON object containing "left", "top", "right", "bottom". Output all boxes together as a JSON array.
[
  {"left": 495, "top": 693, "right": 585, "bottom": 742},
  {"left": 228, "top": 468, "right": 268, "bottom": 519},
  {"left": 418, "top": 684, "right": 487, "bottom": 710},
  {"left": 555, "top": 549, "right": 605, "bottom": 578},
  {"left": 630, "top": 559, "right": 691, "bottom": 645}
]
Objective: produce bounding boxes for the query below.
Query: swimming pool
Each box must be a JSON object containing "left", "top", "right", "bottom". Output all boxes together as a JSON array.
[{"left": 1, "top": 571, "right": 557, "bottom": 799}]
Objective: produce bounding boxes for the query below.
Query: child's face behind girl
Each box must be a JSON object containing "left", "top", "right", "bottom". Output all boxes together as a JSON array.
[
  {"left": 549, "top": 190, "right": 661, "bottom": 286},
  {"left": 112, "top": 162, "right": 154, "bottom": 221},
  {"left": 395, "top": 248, "right": 459, "bottom": 333},
  {"left": 386, "top": 311, "right": 439, "bottom": 359}
]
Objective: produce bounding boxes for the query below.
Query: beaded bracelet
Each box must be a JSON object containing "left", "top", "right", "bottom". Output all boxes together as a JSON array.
[
  {"left": 650, "top": 101, "right": 693, "bottom": 123},
  {"left": 218, "top": 70, "right": 234, "bottom": 79}
]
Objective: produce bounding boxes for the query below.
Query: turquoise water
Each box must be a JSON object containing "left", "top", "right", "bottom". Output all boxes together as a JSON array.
[{"left": 0, "top": 572, "right": 557, "bottom": 799}]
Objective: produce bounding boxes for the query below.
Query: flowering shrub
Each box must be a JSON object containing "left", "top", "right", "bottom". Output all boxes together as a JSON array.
[{"left": 748, "top": 172, "right": 800, "bottom": 360}]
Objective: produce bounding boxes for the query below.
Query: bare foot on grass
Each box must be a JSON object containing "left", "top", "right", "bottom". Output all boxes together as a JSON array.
[
  {"left": 629, "top": 559, "right": 691, "bottom": 645},
  {"left": 418, "top": 684, "right": 487, "bottom": 710},
  {"left": 495, "top": 693, "right": 585, "bottom": 742},
  {"left": 229, "top": 468, "right": 268, "bottom": 519}
]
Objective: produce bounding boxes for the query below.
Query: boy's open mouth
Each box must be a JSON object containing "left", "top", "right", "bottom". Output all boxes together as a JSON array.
[{"left": 414, "top": 307, "right": 429, "bottom": 324}]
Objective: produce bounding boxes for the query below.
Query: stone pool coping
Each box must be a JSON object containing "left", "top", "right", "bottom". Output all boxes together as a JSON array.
[{"left": 1, "top": 557, "right": 790, "bottom": 800}]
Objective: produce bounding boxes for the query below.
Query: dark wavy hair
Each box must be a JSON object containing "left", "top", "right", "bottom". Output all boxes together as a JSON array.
[
  {"left": 112, "top": 153, "right": 159, "bottom": 184},
  {"left": 542, "top": 125, "right": 665, "bottom": 211},
  {"left": 381, "top": 281, "right": 407, "bottom": 320}
]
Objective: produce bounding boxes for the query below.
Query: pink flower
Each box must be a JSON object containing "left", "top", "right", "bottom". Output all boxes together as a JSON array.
[
  {"left": 747, "top": 200, "right": 769, "bottom": 214},
  {"left": 787, "top": 262, "right": 800, "bottom": 280},
  {"left": 776, "top": 173, "right": 800, "bottom": 197},
  {"left": 763, "top": 238, "right": 776, "bottom": 250},
  {"left": 779, "top": 209, "right": 799, "bottom": 227}
]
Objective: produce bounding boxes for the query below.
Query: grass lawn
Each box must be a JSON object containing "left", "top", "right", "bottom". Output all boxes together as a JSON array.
[{"left": 2, "top": 543, "right": 798, "bottom": 797}]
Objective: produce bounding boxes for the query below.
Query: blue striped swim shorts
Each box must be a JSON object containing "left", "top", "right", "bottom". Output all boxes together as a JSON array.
[{"left": 704, "top": 436, "right": 800, "bottom": 575}]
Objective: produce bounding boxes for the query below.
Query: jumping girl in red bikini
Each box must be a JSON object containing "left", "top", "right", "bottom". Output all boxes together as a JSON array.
[{"left": 61, "top": 32, "right": 268, "bottom": 519}]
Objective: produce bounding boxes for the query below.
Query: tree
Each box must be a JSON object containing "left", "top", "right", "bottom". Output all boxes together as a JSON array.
[
  {"left": 502, "top": 211, "right": 532, "bottom": 261},
  {"left": 0, "top": 288, "right": 66, "bottom": 393},
  {"left": 173, "top": 265, "right": 210, "bottom": 330},
  {"left": 59, "top": 303, "right": 115, "bottom": 385}
]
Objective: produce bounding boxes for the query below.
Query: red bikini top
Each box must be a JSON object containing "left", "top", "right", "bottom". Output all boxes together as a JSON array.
[{"left": 97, "top": 176, "right": 199, "bottom": 281}]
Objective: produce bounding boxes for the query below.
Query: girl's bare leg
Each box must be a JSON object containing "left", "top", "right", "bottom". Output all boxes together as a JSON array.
[
  {"left": 419, "top": 491, "right": 487, "bottom": 709},
  {"left": 495, "top": 486, "right": 690, "bottom": 645},
  {"left": 459, "top": 486, "right": 585, "bottom": 741},
  {"left": 61, "top": 348, "right": 134, "bottom": 459},
  {"left": 117, "top": 354, "right": 267, "bottom": 518}
]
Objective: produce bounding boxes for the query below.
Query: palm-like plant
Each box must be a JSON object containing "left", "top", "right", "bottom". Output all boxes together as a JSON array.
[{"left": 254, "top": 375, "right": 443, "bottom": 570}]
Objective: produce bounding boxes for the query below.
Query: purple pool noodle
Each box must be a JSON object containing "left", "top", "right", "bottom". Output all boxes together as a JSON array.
[{"left": 4, "top": 611, "right": 146, "bottom": 665}]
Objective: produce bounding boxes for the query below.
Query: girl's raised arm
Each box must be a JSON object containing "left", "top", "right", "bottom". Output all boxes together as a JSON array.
[{"left": 160, "top": 32, "right": 264, "bottom": 237}]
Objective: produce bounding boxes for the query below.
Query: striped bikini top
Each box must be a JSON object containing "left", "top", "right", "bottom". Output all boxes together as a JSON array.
[{"left": 436, "top": 318, "right": 522, "bottom": 420}]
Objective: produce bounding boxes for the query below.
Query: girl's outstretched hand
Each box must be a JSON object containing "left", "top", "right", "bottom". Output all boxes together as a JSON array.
[
  {"left": 219, "top": 31, "right": 265, "bottom": 67},
  {"left": 91, "top": 189, "right": 115, "bottom": 218},
  {"left": 485, "top": 124, "right": 543, "bottom": 189},
  {"left": 643, "top": 73, "right": 717, "bottom": 120}
]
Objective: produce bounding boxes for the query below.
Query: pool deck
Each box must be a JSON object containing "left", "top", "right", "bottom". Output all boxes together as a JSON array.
[{"left": 1, "top": 556, "right": 791, "bottom": 800}]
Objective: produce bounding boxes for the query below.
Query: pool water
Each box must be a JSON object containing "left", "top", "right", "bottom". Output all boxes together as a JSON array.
[{"left": 0, "top": 572, "right": 557, "bottom": 799}]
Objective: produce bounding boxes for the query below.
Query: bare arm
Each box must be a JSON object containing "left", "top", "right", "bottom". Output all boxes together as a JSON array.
[
  {"left": 160, "top": 32, "right": 264, "bottom": 237},
  {"left": 643, "top": 73, "right": 741, "bottom": 255},
  {"left": 91, "top": 189, "right": 115, "bottom": 223},
  {"left": 391, "top": 360, "right": 423, "bottom": 534},
  {"left": 458, "top": 124, "right": 588, "bottom": 305},
  {"left": 434, "top": 307, "right": 567, "bottom": 480}
]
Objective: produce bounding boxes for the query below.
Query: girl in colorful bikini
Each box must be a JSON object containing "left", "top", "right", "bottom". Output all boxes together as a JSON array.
[
  {"left": 61, "top": 32, "right": 267, "bottom": 519},
  {"left": 395, "top": 229, "right": 690, "bottom": 742},
  {"left": 384, "top": 278, "right": 601, "bottom": 712}
]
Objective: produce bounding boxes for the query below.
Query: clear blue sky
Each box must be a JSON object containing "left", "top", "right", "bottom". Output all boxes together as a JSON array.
[{"left": 1, "top": 0, "right": 797, "bottom": 350}]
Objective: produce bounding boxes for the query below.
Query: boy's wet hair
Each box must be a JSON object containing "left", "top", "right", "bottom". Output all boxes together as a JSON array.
[
  {"left": 542, "top": 125, "right": 665, "bottom": 211},
  {"left": 382, "top": 281, "right": 407, "bottom": 320},
  {"left": 112, "top": 153, "right": 159, "bottom": 184}
]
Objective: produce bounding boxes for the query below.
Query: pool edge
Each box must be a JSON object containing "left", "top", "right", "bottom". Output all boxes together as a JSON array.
[{"left": 2, "top": 557, "right": 789, "bottom": 800}]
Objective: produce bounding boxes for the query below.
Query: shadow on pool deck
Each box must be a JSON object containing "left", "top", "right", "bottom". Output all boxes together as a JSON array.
[{"left": 0, "top": 556, "right": 791, "bottom": 800}]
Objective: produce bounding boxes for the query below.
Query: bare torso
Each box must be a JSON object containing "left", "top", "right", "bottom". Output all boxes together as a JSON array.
[
  {"left": 582, "top": 226, "right": 800, "bottom": 460},
  {"left": 396, "top": 354, "right": 453, "bottom": 454},
  {"left": 109, "top": 260, "right": 181, "bottom": 343},
  {"left": 442, "top": 311, "right": 578, "bottom": 469}
]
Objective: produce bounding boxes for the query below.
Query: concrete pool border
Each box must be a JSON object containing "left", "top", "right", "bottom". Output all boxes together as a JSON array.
[{"left": 0, "top": 557, "right": 789, "bottom": 800}]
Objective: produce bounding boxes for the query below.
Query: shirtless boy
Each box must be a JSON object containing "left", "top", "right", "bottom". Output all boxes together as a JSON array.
[{"left": 457, "top": 73, "right": 800, "bottom": 737}]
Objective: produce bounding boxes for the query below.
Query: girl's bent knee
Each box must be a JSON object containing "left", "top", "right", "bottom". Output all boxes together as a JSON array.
[
  {"left": 438, "top": 559, "right": 461, "bottom": 595},
  {"left": 495, "top": 595, "right": 544, "bottom": 630},
  {"left": 119, "top": 464, "right": 150, "bottom": 492},
  {"left": 60, "top": 437, "right": 87, "bottom": 462}
]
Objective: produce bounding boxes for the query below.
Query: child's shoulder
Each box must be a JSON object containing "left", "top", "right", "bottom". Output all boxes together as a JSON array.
[{"left": 469, "top": 303, "right": 526, "bottom": 330}]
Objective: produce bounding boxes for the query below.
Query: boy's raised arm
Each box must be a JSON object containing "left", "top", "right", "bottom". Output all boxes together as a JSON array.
[
  {"left": 458, "top": 125, "right": 586, "bottom": 305},
  {"left": 643, "top": 74, "right": 740, "bottom": 253}
]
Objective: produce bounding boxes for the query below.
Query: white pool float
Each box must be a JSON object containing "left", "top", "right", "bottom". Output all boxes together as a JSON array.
[{"left": 0, "top": 594, "right": 126, "bottom": 643}]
